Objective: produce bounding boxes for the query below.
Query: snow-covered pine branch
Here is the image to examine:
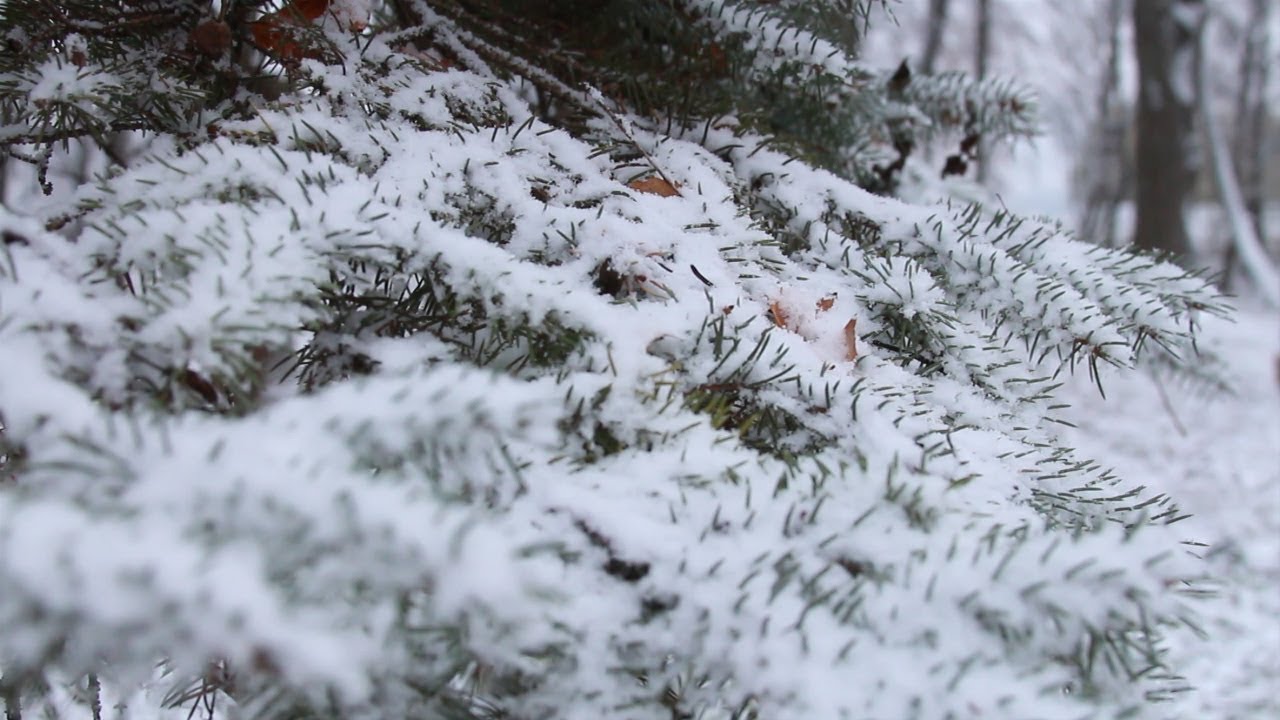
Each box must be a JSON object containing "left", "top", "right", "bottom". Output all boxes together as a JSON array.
[{"left": 0, "top": 3, "right": 1228, "bottom": 719}]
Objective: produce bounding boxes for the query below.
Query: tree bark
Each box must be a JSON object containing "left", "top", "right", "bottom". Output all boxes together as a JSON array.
[
  {"left": 1223, "top": 0, "right": 1272, "bottom": 288},
  {"left": 1131, "top": 0, "right": 1203, "bottom": 260},
  {"left": 1196, "top": 7, "right": 1280, "bottom": 306},
  {"left": 919, "top": 0, "right": 950, "bottom": 75},
  {"left": 1078, "top": 0, "right": 1129, "bottom": 247},
  {"left": 1231, "top": 0, "right": 1270, "bottom": 242},
  {"left": 974, "top": 0, "right": 992, "bottom": 183}
]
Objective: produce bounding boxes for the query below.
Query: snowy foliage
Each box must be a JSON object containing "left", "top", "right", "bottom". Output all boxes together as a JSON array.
[
  {"left": 1061, "top": 307, "right": 1280, "bottom": 720},
  {"left": 0, "top": 2, "right": 1233, "bottom": 719}
]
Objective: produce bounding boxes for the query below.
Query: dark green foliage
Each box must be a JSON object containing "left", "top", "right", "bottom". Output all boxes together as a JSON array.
[{"left": 398, "top": 0, "right": 1036, "bottom": 191}]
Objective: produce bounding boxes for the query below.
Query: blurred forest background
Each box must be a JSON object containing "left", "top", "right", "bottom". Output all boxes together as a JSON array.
[{"left": 858, "top": 0, "right": 1278, "bottom": 302}]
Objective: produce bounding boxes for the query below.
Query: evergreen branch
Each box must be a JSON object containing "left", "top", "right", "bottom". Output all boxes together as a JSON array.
[{"left": 0, "top": 5, "right": 1229, "bottom": 719}]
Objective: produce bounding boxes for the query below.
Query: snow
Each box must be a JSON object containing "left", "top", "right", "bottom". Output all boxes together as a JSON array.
[
  {"left": 4, "top": 56, "right": 124, "bottom": 142},
  {"left": 1061, "top": 306, "right": 1280, "bottom": 717},
  {"left": 0, "top": 5, "right": 1275, "bottom": 720}
]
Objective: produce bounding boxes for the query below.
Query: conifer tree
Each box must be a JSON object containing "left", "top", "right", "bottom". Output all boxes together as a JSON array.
[{"left": 0, "top": 2, "right": 1227, "bottom": 719}]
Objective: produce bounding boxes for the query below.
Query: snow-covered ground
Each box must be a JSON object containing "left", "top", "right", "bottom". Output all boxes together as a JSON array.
[{"left": 1060, "top": 305, "right": 1280, "bottom": 717}]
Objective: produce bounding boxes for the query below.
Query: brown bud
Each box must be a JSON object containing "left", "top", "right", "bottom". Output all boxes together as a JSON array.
[
  {"left": 191, "top": 19, "right": 232, "bottom": 59},
  {"left": 941, "top": 154, "right": 968, "bottom": 178},
  {"left": 887, "top": 59, "right": 912, "bottom": 95}
]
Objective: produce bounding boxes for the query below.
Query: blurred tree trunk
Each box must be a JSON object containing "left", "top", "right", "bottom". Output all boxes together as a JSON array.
[
  {"left": 919, "top": 0, "right": 950, "bottom": 75},
  {"left": 1078, "top": 0, "right": 1129, "bottom": 247},
  {"left": 1230, "top": 0, "right": 1270, "bottom": 246},
  {"left": 1197, "top": 4, "right": 1280, "bottom": 305},
  {"left": 974, "top": 0, "right": 992, "bottom": 183},
  {"left": 1131, "top": 0, "right": 1203, "bottom": 260}
]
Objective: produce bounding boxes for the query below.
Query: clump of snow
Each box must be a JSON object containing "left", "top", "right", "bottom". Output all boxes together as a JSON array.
[{"left": 24, "top": 58, "right": 115, "bottom": 106}]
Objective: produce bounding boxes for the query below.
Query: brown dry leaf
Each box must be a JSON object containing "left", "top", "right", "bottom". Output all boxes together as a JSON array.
[
  {"left": 249, "top": 0, "right": 330, "bottom": 61},
  {"left": 628, "top": 176, "right": 681, "bottom": 197},
  {"left": 844, "top": 318, "right": 859, "bottom": 361},
  {"left": 816, "top": 295, "right": 836, "bottom": 312},
  {"left": 397, "top": 46, "right": 456, "bottom": 70},
  {"left": 769, "top": 300, "right": 789, "bottom": 329},
  {"left": 287, "top": 0, "right": 331, "bottom": 18},
  {"left": 182, "top": 367, "right": 219, "bottom": 405},
  {"left": 706, "top": 42, "right": 729, "bottom": 73}
]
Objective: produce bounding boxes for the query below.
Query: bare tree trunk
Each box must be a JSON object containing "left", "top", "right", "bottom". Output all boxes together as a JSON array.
[
  {"left": 1131, "top": 0, "right": 1203, "bottom": 260},
  {"left": 2, "top": 685, "right": 20, "bottom": 720},
  {"left": 1232, "top": 0, "right": 1270, "bottom": 242},
  {"left": 919, "top": 0, "right": 950, "bottom": 75},
  {"left": 1079, "top": 0, "right": 1129, "bottom": 247},
  {"left": 1098, "top": 0, "right": 1125, "bottom": 119},
  {"left": 974, "top": 0, "right": 992, "bottom": 183},
  {"left": 1222, "top": 0, "right": 1272, "bottom": 289},
  {"left": 1196, "top": 7, "right": 1280, "bottom": 305}
]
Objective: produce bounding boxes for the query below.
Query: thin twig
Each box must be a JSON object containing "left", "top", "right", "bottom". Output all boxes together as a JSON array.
[
  {"left": 587, "top": 87, "right": 681, "bottom": 195},
  {"left": 3, "top": 685, "right": 21, "bottom": 720},
  {"left": 88, "top": 674, "right": 103, "bottom": 720},
  {"left": 1150, "top": 372, "right": 1188, "bottom": 437}
]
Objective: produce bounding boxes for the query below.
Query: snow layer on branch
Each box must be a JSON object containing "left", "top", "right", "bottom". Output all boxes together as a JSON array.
[
  {"left": 681, "top": 0, "right": 864, "bottom": 79},
  {"left": 0, "top": 31, "right": 1225, "bottom": 720}
]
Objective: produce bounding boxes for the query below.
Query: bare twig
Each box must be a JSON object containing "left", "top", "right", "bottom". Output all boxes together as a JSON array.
[
  {"left": 587, "top": 87, "right": 681, "bottom": 195},
  {"left": 88, "top": 674, "right": 102, "bottom": 720},
  {"left": 3, "top": 684, "right": 21, "bottom": 720},
  {"left": 1150, "top": 372, "right": 1188, "bottom": 437}
]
